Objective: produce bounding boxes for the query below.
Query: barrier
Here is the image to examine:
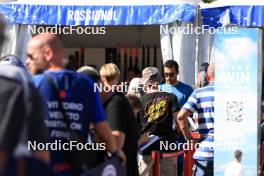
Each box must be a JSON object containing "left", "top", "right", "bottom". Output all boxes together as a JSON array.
[
  {"left": 152, "top": 151, "right": 161, "bottom": 176},
  {"left": 140, "top": 150, "right": 184, "bottom": 176},
  {"left": 140, "top": 132, "right": 200, "bottom": 176},
  {"left": 183, "top": 132, "right": 200, "bottom": 176}
]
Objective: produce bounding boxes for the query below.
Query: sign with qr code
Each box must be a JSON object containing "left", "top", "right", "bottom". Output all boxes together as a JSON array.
[
  {"left": 213, "top": 28, "right": 262, "bottom": 176},
  {"left": 226, "top": 101, "right": 244, "bottom": 122}
]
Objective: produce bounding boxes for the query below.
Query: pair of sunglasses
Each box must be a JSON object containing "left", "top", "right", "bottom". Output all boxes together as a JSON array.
[{"left": 164, "top": 73, "right": 175, "bottom": 77}]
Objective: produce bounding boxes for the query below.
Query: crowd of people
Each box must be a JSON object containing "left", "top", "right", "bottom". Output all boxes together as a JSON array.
[{"left": 0, "top": 17, "right": 263, "bottom": 176}]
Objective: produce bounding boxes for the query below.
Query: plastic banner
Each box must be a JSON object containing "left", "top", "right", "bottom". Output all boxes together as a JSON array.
[
  {"left": 0, "top": 3, "right": 195, "bottom": 25},
  {"left": 214, "top": 28, "right": 262, "bottom": 176}
]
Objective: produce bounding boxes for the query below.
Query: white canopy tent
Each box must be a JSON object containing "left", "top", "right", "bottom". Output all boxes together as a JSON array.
[
  {"left": 200, "top": 0, "right": 264, "bottom": 28},
  {"left": 0, "top": 0, "right": 197, "bottom": 25},
  {"left": 0, "top": 0, "right": 201, "bottom": 85},
  {"left": 195, "top": 0, "right": 264, "bottom": 73}
]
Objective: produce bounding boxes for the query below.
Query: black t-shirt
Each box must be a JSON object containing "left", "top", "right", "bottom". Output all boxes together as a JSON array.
[
  {"left": 104, "top": 92, "right": 139, "bottom": 176},
  {"left": 0, "top": 76, "right": 48, "bottom": 153},
  {"left": 141, "top": 91, "right": 179, "bottom": 138},
  {"left": 140, "top": 91, "right": 179, "bottom": 153}
]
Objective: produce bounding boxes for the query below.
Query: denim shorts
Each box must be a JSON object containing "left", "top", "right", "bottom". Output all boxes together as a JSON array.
[{"left": 192, "top": 160, "right": 213, "bottom": 176}]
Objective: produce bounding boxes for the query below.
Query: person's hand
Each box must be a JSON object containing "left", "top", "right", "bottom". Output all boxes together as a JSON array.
[{"left": 138, "top": 132, "right": 150, "bottom": 145}]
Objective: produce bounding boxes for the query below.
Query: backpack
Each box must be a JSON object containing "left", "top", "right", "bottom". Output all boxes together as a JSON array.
[
  {"left": 0, "top": 64, "right": 34, "bottom": 156},
  {"left": 0, "top": 76, "right": 25, "bottom": 152},
  {"left": 0, "top": 75, "right": 53, "bottom": 176}
]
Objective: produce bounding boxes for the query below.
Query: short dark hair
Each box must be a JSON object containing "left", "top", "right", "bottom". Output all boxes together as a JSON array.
[
  {"left": 164, "top": 60, "right": 179, "bottom": 72},
  {"left": 234, "top": 150, "right": 242, "bottom": 160},
  {"left": 77, "top": 66, "right": 99, "bottom": 83}
]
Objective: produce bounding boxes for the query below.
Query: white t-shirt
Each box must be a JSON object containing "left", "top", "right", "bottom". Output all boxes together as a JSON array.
[{"left": 224, "top": 161, "right": 244, "bottom": 176}]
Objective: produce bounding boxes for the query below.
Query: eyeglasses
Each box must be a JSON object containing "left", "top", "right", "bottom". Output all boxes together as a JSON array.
[{"left": 164, "top": 73, "right": 175, "bottom": 78}]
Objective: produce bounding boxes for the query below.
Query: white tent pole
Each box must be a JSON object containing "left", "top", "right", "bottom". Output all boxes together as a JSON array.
[
  {"left": 194, "top": 0, "right": 201, "bottom": 86},
  {"left": 160, "top": 24, "right": 173, "bottom": 64}
]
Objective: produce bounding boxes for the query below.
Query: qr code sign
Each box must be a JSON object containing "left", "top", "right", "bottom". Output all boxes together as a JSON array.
[{"left": 226, "top": 101, "right": 244, "bottom": 122}]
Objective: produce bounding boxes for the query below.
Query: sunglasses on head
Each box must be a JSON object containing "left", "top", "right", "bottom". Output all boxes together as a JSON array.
[{"left": 164, "top": 73, "right": 175, "bottom": 77}]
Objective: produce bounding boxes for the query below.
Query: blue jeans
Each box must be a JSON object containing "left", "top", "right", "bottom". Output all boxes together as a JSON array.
[{"left": 192, "top": 160, "right": 213, "bottom": 176}]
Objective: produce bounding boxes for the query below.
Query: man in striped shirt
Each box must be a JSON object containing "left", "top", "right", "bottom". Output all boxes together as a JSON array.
[{"left": 177, "top": 63, "right": 215, "bottom": 176}]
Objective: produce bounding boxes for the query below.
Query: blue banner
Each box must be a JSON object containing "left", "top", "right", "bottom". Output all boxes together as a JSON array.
[
  {"left": 0, "top": 3, "right": 195, "bottom": 25},
  {"left": 202, "top": 6, "right": 264, "bottom": 28},
  {"left": 213, "top": 28, "right": 261, "bottom": 176}
]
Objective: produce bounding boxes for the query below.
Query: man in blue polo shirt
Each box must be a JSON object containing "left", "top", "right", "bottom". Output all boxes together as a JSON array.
[
  {"left": 177, "top": 63, "right": 215, "bottom": 176},
  {"left": 160, "top": 59, "right": 193, "bottom": 175},
  {"left": 160, "top": 60, "right": 193, "bottom": 108},
  {"left": 26, "top": 33, "right": 125, "bottom": 176}
]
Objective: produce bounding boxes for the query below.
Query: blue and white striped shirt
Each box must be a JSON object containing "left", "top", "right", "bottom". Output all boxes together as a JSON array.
[{"left": 182, "top": 83, "right": 214, "bottom": 161}]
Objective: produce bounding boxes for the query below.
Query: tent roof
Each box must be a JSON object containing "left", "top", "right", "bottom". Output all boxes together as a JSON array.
[
  {"left": 201, "top": 0, "right": 264, "bottom": 8},
  {"left": 200, "top": 0, "right": 264, "bottom": 28},
  {"left": 0, "top": 0, "right": 198, "bottom": 25},
  {"left": 12, "top": 0, "right": 198, "bottom": 5}
]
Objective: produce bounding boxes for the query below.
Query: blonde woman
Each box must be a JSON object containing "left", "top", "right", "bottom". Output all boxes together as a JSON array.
[
  {"left": 100, "top": 63, "right": 139, "bottom": 176},
  {"left": 100, "top": 63, "right": 120, "bottom": 86}
]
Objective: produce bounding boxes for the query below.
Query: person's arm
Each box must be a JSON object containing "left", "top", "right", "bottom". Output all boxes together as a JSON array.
[
  {"left": 177, "top": 90, "right": 198, "bottom": 140},
  {"left": 138, "top": 132, "right": 149, "bottom": 146},
  {"left": 170, "top": 94, "right": 180, "bottom": 133},
  {"left": 173, "top": 112, "right": 181, "bottom": 134},
  {"left": 112, "top": 131, "right": 125, "bottom": 149},
  {"left": 94, "top": 121, "right": 117, "bottom": 153},
  {"left": 177, "top": 109, "right": 192, "bottom": 140},
  {"left": 94, "top": 122, "right": 126, "bottom": 165}
]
